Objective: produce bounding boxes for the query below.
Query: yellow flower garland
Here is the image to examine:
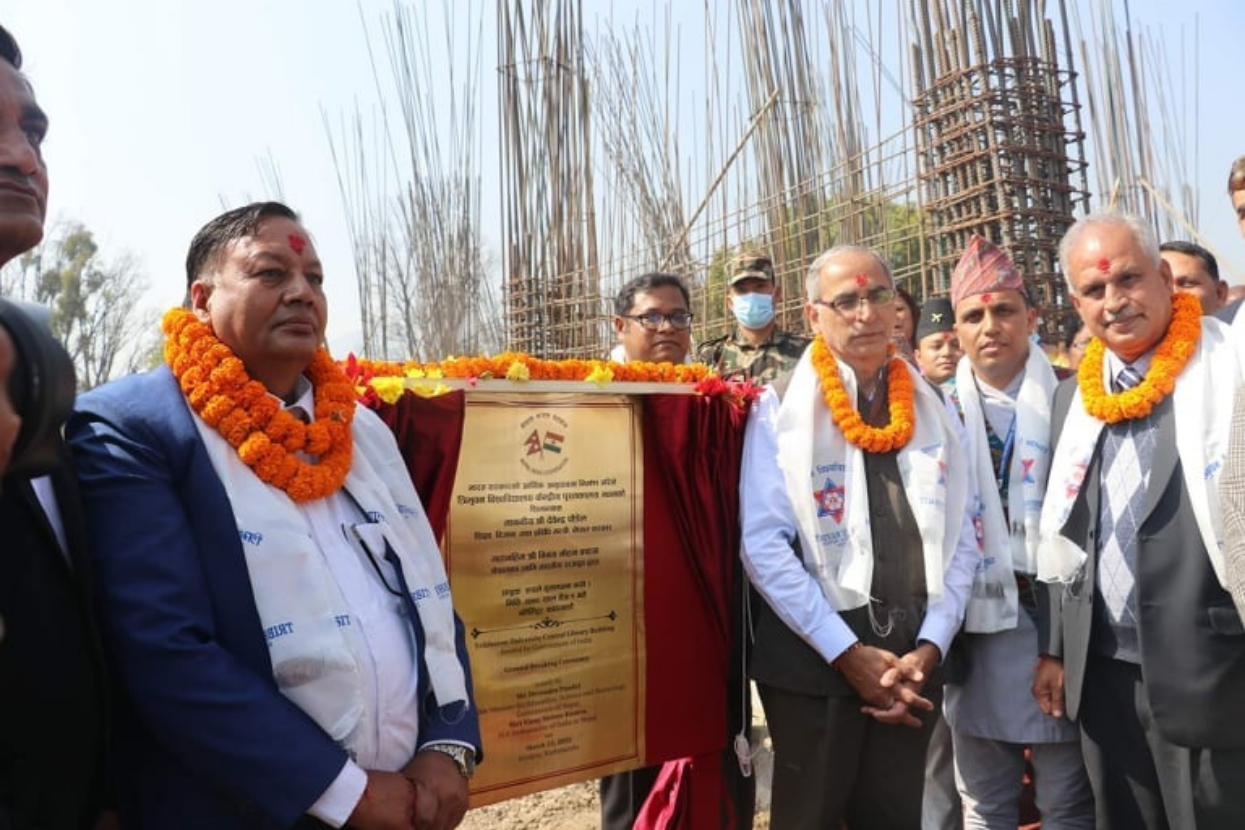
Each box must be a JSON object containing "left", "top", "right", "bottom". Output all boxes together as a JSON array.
[
  {"left": 163, "top": 307, "right": 355, "bottom": 502},
  {"left": 1077, "top": 291, "right": 1201, "bottom": 424},
  {"left": 810, "top": 337, "right": 915, "bottom": 453}
]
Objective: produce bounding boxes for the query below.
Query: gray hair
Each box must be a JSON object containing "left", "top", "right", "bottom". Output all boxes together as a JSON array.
[
  {"left": 805, "top": 244, "right": 894, "bottom": 301},
  {"left": 1057, "top": 213, "right": 1161, "bottom": 293}
]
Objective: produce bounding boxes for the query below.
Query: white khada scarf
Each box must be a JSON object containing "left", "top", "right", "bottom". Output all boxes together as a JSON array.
[
  {"left": 194, "top": 400, "right": 468, "bottom": 753},
  {"left": 955, "top": 346, "right": 1056, "bottom": 632},
  {"left": 776, "top": 348, "right": 970, "bottom": 611},
  {"left": 1038, "top": 315, "right": 1243, "bottom": 588}
]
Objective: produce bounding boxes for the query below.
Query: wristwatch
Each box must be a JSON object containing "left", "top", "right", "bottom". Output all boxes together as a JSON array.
[{"left": 421, "top": 742, "right": 476, "bottom": 779}]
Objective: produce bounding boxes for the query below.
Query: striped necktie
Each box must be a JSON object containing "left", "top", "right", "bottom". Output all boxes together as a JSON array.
[{"left": 1115, "top": 365, "right": 1143, "bottom": 392}]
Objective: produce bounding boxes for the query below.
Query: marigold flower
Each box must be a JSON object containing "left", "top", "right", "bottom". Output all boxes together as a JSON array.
[
  {"left": 370, "top": 376, "right": 407, "bottom": 405},
  {"left": 586, "top": 364, "right": 615, "bottom": 386}
]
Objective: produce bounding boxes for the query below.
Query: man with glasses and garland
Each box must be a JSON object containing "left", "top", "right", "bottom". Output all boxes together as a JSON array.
[
  {"left": 67, "top": 202, "right": 481, "bottom": 830},
  {"left": 697, "top": 251, "right": 810, "bottom": 384},
  {"left": 739, "top": 244, "right": 977, "bottom": 829}
]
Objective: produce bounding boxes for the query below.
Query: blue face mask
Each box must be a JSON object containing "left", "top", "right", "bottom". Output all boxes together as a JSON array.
[{"left": 732, "top": 292, "right": 775, "bottom": 329}]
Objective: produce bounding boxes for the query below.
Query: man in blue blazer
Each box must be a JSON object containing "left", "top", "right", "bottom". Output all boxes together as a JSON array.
[
  {"left": 1035, "top": 213, "right": 1245, "bottom": 828},
  {"left": 67, "top": 202, "right": 480, "bottom": 830}
]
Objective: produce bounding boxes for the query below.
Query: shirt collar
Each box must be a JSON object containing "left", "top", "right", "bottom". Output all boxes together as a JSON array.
[
  {"left": 1103, "top": 347, "right": 1154, "bottom": 384},
  {"left": 282, "top": 374, "right": 315, "bottom": 422}
]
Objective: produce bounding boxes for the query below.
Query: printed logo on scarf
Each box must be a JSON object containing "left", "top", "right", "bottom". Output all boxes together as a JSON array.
[
  {"left": 814, "top": 478, "right": 846, "bottom": 524},
  {"left": 1066, "top": 461, "right": 1088, "bottom": 499}
]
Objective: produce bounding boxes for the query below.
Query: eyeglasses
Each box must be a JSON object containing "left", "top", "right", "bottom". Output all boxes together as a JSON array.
[
  {"left": 344, "top": 522, "right": 403, "bottom": 597},
  {"left": 624, "top": 311, "right": 694, "bottom": 331},
  {"left": 812, "top": 286, "right": 895, "bottom": 315}
]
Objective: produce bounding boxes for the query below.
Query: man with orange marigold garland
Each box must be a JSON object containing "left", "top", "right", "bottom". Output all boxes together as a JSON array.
[
  {"left": 1034, "top": 213, "right": 1245, "bottom": 829},
  {"left": 944, "top": 235, "right": 1092, "bottom": 829},
  {"left": 739, "top": 244, "right": 977, "bottom": 829},
  {"left": 66, "top": 202, "right": 481, "bottom": 830}
]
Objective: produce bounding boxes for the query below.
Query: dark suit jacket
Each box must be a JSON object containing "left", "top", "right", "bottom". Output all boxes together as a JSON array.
[
  {"left": 1039, "top": 379, "right": 1245, "bottom": 748},
  {"left": 67, "top": 367, "right": 480, "bottom": 830},
  {"left": 0, "top": 448, "right": 109, "bottom": 830}
]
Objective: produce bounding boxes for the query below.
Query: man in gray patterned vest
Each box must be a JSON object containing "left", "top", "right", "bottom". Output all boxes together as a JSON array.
[{"left": 1037, "top": 213, "right": 1245, "bottom": 828}]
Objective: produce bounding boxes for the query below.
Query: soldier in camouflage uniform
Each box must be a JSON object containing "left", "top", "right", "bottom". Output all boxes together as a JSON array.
[{"left": 697, "top": 251, "right": 810, "bottom": 384}]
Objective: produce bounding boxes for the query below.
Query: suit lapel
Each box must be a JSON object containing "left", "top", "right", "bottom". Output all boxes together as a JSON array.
[
  {"left": 15, "top": 477, "right": 73, "bottom": 574},
  {"left": 1139, "top": 396, "right": 1177, "bottom": 528},
  {"left": 1077, "top": 435, "right": 1105, "bottom": 593},
  {"left": 49, "top": 444, "right": 91, "bottom": 577},
  {"left": 1052, "top": 378, "right": 1104, "bottom": 590}
]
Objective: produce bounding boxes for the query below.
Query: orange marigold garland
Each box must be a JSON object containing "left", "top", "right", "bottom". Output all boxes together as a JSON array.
[
  {"left": 162, "top": 307, "right": 355, "bottom": 502},
  {"left": 346, "top": 352, "right": 712, "bottom": 387},
  {"left": 810, "top": 337, "right": 915, "bottom": 453},
  {"left": 1077, "top": 291, "right": 1201, "bottom": 424}
]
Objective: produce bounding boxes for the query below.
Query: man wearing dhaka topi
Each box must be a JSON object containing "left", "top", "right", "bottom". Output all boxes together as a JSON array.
[
  {"left": 944, "top": 235, "right": 1092, "bottom": 829},
  {"left": 67, "top": 202, "right": 481, "bottom": 830},
  {"left": 739, "top": 244, "right": 977, "bottom": 828},
  {"left": 1034, "top": 213, "right": 1245, "bottom": 829}
]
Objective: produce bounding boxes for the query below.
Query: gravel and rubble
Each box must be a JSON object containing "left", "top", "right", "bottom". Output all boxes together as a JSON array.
[
  {"left": 460, "top": 695, "right": 774, "bottom": 830},
  {"left": 459, "top": 777, "right": 773, "bottom": 830}
]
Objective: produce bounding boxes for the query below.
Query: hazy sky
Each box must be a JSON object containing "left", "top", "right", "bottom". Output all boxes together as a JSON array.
[{"left": 5, "top": 0, "right": 1243, "bottom": 353}]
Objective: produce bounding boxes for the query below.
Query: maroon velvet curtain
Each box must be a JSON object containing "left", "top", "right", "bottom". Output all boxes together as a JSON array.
[
  {"left": 373, "top": 389, "right": 749, "bottom": 829},
  {"left": 639, "top": 394, "right": 750, "bottom": 830}
]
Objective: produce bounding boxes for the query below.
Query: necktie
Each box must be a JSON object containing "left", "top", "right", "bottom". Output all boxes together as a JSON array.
[
  {"left": 1115, "top": 365, "right": 1143, "bottom": 392},
  {"left": 1097, "top": 366, "right": 1153, "bottom": 632}
]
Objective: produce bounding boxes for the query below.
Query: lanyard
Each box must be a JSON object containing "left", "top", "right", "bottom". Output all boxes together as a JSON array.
[{"left": 995, "top": 414, "right": 1016, "bottom": 495}]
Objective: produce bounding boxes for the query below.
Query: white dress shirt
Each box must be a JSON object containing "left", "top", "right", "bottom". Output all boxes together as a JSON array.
[{"left": 285, "top": 381, "right": 421, "bottom": 827}]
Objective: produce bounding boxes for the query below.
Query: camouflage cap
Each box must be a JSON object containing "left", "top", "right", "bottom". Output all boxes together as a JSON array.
[{"left": 729, "top": 251, "right": 775, "bottom": 285}]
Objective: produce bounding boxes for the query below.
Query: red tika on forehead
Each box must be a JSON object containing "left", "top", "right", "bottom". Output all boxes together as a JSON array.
[
  {"left": 855, "top": 273, "right": 868, "bottom": 287},
  {"left": 980, "top": 293, "right": 993, "bottom": 305},
  {"left": 288, "top": 233, "right": 307, "bottom": 255},
  {"left": 1097, "top": 257, "right": 1111, "bottom": 274}
]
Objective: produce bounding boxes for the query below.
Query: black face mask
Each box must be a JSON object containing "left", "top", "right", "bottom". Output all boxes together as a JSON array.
[{"left": 0, "top": 298, "right": 76, "bottom": 479}]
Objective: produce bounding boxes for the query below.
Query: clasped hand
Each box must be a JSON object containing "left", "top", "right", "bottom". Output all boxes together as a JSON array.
[
  {"left": 347, "top": 752, "right": 469, "bottom": 830},
  {"left": 837, "top": 642, "right": 939, "bottom": 728}
]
